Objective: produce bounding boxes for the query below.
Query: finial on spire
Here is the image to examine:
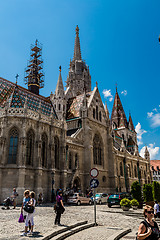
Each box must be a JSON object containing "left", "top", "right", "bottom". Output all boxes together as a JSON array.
[
  {"left": 15, "top": 74, "right": 19, "bottom": 85},
  {"left": 96, "top": 81, "right": 98, "bottom": 87},
  {"left": 115, "top": 82, "right": 118, "bottom": 92},
  {"left": 59, "top": 66, "right": 61, "bottom": 72},
  {"left": 76, "top": 25, "right": 79, "bottom": 34},
  {"left": 35, "top": 39, "right": 38, "bottom": 46},
  {"left": 73, "top": 25, "right": 81, "bottom": 61}
]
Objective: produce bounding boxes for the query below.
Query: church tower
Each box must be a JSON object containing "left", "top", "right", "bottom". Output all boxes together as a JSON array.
[
  {"left": 52, "top": 66, "right": 66, "bottom": 120},
  {"left": 65, "top": 26, "right": 91, "bottom": 99},
  {"left": 144, "top": 146, "right": 150, "bottom": 161},
  {"left": 111, "top": 88, "right": 138, "bottom": 154},
  {"left": 24, "top": 40, "right": 44, "bottom": 95}
]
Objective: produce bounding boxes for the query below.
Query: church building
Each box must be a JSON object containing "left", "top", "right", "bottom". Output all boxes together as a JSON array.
[{"left": 0, "top": 26, "right": 151, "bottom": 203}]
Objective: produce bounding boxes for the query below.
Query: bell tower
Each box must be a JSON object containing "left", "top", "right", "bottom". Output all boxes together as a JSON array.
[
  {"left": 24, "top": 40, "right": 44, "bottom": 95},
  {"left": 66, "top": 26, "right": 91, "bottom": 99}
]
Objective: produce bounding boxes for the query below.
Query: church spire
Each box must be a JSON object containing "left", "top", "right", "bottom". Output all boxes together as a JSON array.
[
  {"left": 24, "top": 40, "right": 44, "bottom": 95},
  {"left": 73, "top": 25, "right": 82, "bottom": 61},
  {"left": 105, "top": 101, "right": 109, "bottom": 119},
  {"left": 144, "top": 146, "right": 150, "bottom": 161},
  {"left": 55, "top": 66, "right": 64, "bottom": 98},
  {"left": 111, "top": 89, "right": 127, "bottom": 128},
  {"left": 128, "top": 113, "right": 135, "bottom": 131}
]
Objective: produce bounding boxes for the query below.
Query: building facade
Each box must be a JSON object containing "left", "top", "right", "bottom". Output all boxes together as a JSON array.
[
  {"left": 150, "top": 160, "right": 160, "bottom": 182},
  {"left": 0, "top": 26, "right": 152, "bottom": 203}
]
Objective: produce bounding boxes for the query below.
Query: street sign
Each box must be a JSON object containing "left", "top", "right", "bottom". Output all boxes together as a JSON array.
[
  {"left": 90, "top": 178, "right": 99, "bottom": 188},
  {"left": 90, "top": 168, "right": 99, "bottom": 178}
]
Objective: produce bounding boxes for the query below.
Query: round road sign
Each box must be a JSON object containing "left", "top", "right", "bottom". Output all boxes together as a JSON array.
[{"left": 90, "top": 168, "right": 99, "bottom": 178}]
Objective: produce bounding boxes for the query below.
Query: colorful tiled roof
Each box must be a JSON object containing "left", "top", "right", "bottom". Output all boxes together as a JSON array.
[
  {"left": 0, "top": 77, "right": 57, "bottom": 118},
  {"left": 66, "top": 92, "right": 91, "bottom": 120}
]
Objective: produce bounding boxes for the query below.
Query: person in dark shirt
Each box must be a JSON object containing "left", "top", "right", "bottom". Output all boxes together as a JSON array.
[
  {"left": 137, "top": 205, "right": 160, "bottom": 239},
  {"left": 54, "top": 190, "right": 65, "bottom": 226}
]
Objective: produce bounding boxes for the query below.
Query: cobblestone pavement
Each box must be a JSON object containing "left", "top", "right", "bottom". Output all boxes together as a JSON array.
[{"left": 0, "top": 204, "right": 144, "bottom": 240}]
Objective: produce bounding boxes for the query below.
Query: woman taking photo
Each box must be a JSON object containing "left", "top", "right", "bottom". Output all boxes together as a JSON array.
[{"left": 137, "top": 205, "right": 159, "bottom": 239}]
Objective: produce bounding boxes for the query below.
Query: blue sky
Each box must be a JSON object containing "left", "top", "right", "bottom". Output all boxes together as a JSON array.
[{"left": 0, "top": 0, "right": 160, "bottom": 159}]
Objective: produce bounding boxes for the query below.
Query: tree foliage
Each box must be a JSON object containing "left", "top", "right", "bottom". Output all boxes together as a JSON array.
[
  {"left": 152, "top": 181, "right": 160, "bottom": 202},
  {"left": 143, "top": 184, "right": 153, "bottom": 202},
  {"left": 131, "top": 181, "right": 142, "bottom": 203}
]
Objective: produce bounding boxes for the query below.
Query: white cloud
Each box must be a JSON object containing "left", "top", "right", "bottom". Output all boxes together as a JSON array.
[
  {"left": 102, "top": 89, "right": 113, "bottom": 102},
  {"left": 150, "top": 113, "right": 160, "bottom": 127},
  {"left": 135, "top": 122, "right": 147, "bottom": 145},
  {"left": 121, "top": 90, "right": 127, "bottom": 96},
  {"left": 153, "top": 108, "right": 158, "bottom": 112},
  {"left": 140, "top": 143, "right": 159, "bottom": 160},
  {"left": 147, "top": 112, "right": 153, "bottom": 118}
]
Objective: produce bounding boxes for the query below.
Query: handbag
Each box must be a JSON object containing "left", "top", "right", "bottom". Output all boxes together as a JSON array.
[
  {"left": 18, "top": 213, "right": 24, "bottom": 223},
  {"left": 54, "top": 204, "right": 57, "bottom": 211},
  {"left": 24, "top": 204, "right": 34, "bottom": 213}
]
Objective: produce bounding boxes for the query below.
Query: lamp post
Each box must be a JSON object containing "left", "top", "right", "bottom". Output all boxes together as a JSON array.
[{"left": 51, "top": 171, "right": 55, "bottom": 203}]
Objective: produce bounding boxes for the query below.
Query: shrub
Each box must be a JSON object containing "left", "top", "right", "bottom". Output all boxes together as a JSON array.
[
  {"left": 131, "top": 181, "right": 142, "bottom": 203},
  {"left": 143, "top": 184, "right": 153, "bottom": 202},
  {"left": 120, "top": 198, "right": 131, "bottom": 208},
  {"left": 152, "top": 181, "right": 160, "bottom": 202},
  {"left": 131, "top": 199, "right": 139, "bottom": 207}
]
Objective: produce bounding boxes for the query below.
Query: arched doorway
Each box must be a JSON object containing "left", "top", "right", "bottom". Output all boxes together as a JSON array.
[{"left": 73, "top": 177, "right": 81, "bottom": 192}]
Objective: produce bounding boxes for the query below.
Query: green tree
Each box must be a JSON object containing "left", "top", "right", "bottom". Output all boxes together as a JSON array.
[
  {"left": 143, "top": 184, "right": 153, "bottom": 202},
  {"left": 131, "top": 181, "right": 142, "bottom": 203},
  {"left": 152, "top": 181, "right": 160, "bottom": 202}
]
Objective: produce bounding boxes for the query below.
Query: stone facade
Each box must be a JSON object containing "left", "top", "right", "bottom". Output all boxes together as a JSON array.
[{"left": 0, "top": 26, "right": 152, "bottom": 203}]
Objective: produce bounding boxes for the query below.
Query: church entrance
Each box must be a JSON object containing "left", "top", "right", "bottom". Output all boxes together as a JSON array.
[{"left": 73, "top": 177, "right": 81, "bottom": 192}]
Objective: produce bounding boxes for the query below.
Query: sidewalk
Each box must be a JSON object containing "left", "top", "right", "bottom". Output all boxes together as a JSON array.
[{"left": 0, "top": 204, "right": 143, "bottom": 239}]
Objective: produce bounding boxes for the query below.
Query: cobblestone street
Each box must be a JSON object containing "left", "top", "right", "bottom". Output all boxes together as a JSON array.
[{"left": 0, "top": 204, "right": 145, "bottom": 240}]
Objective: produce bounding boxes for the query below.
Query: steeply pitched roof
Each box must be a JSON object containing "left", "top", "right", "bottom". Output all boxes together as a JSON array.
[
  {"left": 0, "top": 77, "right": 57, "bottom": 118},
  {"left": 111, "top": 90, "right": 127, "bottom": 128},
  {"left": 66, "top": 92, "right": 92, "bottom": 120},
  {"left": 150, "top": 160, "right": 160, "bottom": 171},
  {"left": 128, "top": 114, "right": 135, "bottom": 131}
]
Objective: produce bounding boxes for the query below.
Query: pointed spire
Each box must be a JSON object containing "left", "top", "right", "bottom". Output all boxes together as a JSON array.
[
  {"left": 119, "top": 112, "right": 126, "bottom": 127},
  {"left": 120, "top": 139, "right": 126, "bottom": 152},
  {"left": 128, "top": 113, "right": 135, "bottom": 131},
  {"left": 111, "top": 89, "right": 127, "bottom": 128},
  {"left": 134, "top": 144, "right": 139, "bottom": 156},
  {"left": 73, "top": 25, "right": 81, "bottom": 61},
  {"left": 55, "top": 66, "right": 65, "bottom": 98},
  {"left": 144, "top": 146, "right": 150, "bottom": 160}
]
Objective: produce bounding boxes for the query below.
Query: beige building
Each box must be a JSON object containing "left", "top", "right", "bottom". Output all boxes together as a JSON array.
[{"left": 0, "top": 26, "right": 151, "bottom": 203}]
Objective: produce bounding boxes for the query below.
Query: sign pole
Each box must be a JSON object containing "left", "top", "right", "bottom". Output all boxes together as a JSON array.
[{"left": 94, "top": 187, "right": 97, "bottom": 226}]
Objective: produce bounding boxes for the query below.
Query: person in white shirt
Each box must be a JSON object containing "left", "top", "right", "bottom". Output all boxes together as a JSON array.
[{"left": 154, "top": 200, "right": 160, "bottom": 218}]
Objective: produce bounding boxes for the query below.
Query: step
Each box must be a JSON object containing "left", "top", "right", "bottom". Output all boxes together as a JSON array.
[
  {"left": 52, "top": 223, "right": 95, "bottom": 240},
  {"left": 42, "top": 221, "right": 88, "bottom": 240}
]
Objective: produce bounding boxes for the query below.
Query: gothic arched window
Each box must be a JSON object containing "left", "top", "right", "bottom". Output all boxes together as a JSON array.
[
  {"left": 69, "top": 152, "right": 72, "bottom": 169},
  {"left": 54, "top": 136, "right": 59, "bottom": 169},
  {"left": 26, "top": 129, "right": 34, "bottom": 165},
  {"left": 99, "top": 111, "right": 102, "bottom": 122},
  {"left": 75, "top": 153, "right": 78, "bottom": 168},
  {"left": 42, "top": 133, "right": 48, "bottom": 168},
  {"left": 120, "top": 162, "right": 123, "bottom": 176},
  {"left": 134, "top": 165, "right": 137, "bottom": 178},
  {"left": 8, "top": 128, "right": 19, "bottom": 164},
  {"left": 93, "top": 109, "right": 95, "bottom": 119},
  {"left": 96, "top": 106, "right": 98, "bottom": 120},
  {"left": 93, "top": 134, "right": 103, "bottom": 165}
]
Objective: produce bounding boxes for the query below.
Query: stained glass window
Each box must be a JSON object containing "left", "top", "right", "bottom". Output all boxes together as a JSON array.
[
  {"left": 8, "top": 128, "right": 19, "bottom": 164},
  {"left": 93, "top": 134, "right": 103, "bottom": 165}
]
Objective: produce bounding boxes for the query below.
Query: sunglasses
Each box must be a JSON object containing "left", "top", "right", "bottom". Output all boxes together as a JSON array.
[{"left": 147, "top": 211, "right": 154, "bottom": 214}]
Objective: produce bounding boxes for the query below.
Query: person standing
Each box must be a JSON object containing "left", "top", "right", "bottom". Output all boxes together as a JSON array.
[
  {"left": 137, "top": 205, "right": 159, "bottom": 239},
  {"left": 11, "top": 188, "right": 18, "bottom": 209},
  {"left": 55, "top": 190, "right": 65, "bottom": 226},
  {"left": 21, "top": 191, "right": 36, "bottom": 236},
  {"left": 154, "top": 200, "right": 160, "bottom": 219}
]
